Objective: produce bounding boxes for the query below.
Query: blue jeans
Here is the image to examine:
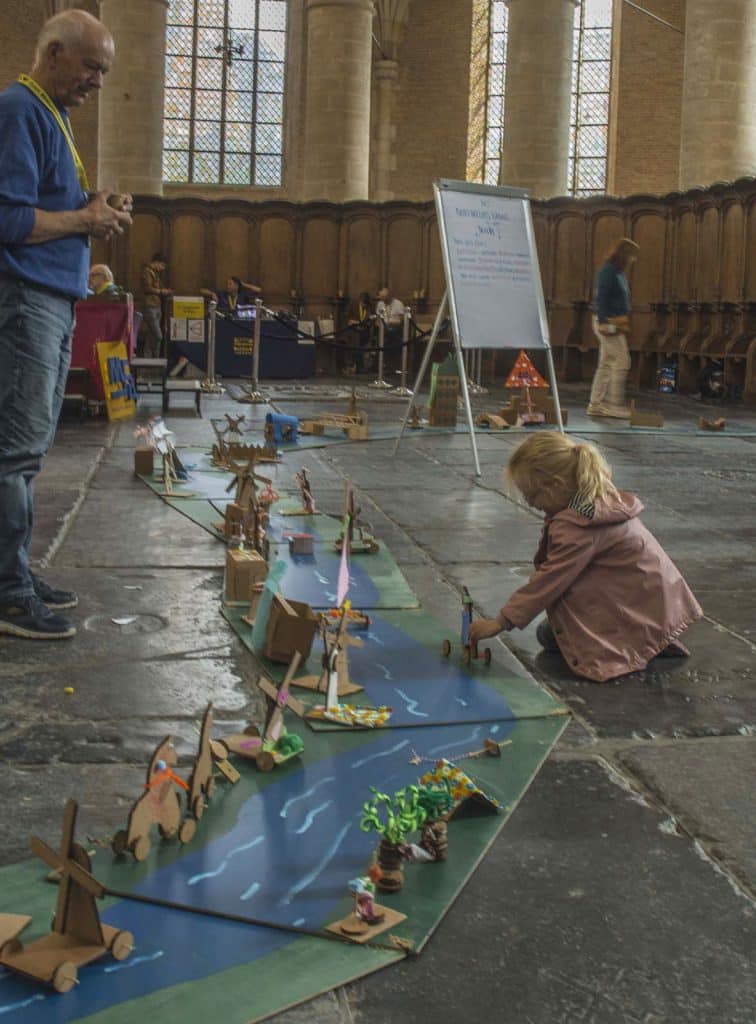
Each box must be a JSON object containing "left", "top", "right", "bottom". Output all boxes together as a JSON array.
[{"left": 0, "top": 278, "right": 74, "bottom": 602}]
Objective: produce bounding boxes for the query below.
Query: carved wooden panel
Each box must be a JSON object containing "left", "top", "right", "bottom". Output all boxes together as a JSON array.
[
  {"left": 672, "top": 209, "right": 696, "bottom": 298},
  {"left": 385, "top": 215, "right": 422, "bottom": 304},
  {"left": 169, "top": 214, "right": 207, "bottom": 295},
  {"left": 258, "top": 216, "right": 296, "bottom": 303},
  {"left": 128, "top": 213, "right": 163, "bottom": 298},
  {"left": 591, "top": 212, "right": 624, "bottom": 283},
  {"left": 720, "top": 202, "right": 745, "bottom": 302},
  {"left": 698, "top": 205, "right": 721, "bottom": 301},
  {"left": 301, "top": 217, "right": 340, "bottom": 307},
  {"left": 215, "top": 216, "right": 251, "bottom": 290},
  {"left": 553, "top": 214, "right": 587, "bottom": 301},
  {"left": 630, "top": 212, "right": 667, "bottom": 303},
  {"left": 344, "top": 215, "right": 381, "bottom": 298}
]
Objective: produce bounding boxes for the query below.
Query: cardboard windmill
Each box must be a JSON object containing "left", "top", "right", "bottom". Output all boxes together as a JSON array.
[
  {"left": 504, "top": 351, "right": 549, "bottom": 425},
  {"left": 217, "top": 653, "right": 305, "bottom": 772},
  {"left": 294, "top": 609, "right": 365, "bottom": 702},
  {"left": 217, "top": 458, "right": 272, "bottom": 552},
  {"left": 281, "top": 468, "right": 317, "bottom": 516},
  {"left": 185, "top": 703, "right": 238, "bottom": 820},
  {"left": 0, "top": 800, "right": 133, "bottom": 993},
  {"left": 335, "top": 482, "right": 379, "bottom": 555},
  {"left": 300, "top": 391, "right": 369, "bottom": 440},
  {"left": 112, "top": 736, "right": 195, "bottom": 861}
]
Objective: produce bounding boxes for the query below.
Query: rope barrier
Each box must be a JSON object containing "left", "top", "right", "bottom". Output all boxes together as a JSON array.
[{"left": 215, "top": 309, "right": 440, "bottom": 355}]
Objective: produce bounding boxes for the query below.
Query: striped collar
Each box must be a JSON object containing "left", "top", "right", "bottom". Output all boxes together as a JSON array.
[{"left": 568, "top": 491, "right": 596, "bottom": 519}]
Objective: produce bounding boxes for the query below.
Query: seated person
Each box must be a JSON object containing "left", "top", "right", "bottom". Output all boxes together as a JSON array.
[
  {"left": 376, "top": 286, "right": 406, "bottom": 327},
  {"left": 201, "top": 276, "right": 261, "bottom": 313},
  {"left": 87, "top": 264, "right": 120, "bottom": 297}
]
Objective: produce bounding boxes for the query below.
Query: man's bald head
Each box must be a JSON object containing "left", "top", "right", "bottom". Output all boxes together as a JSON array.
[{"left": 32, "top": 10, "right": 114, "bottom": 109}]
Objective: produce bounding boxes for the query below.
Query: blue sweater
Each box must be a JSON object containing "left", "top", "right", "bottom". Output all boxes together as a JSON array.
[
  {"left": 595, "top": 261, "right": 631, "bottom": 323},
  {"left": 0, "top": 82, "right": 89, "bottom": 299}
]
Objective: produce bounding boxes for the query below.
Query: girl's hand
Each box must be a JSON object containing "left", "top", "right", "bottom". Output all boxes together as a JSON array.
[{"left": 469, "top": 618, "right": 504, "bottom": 644}]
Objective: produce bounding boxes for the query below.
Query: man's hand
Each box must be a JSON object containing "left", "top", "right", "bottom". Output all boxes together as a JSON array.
[
  {"left": 83, "top": 190, "right": 132, "bottom": 239},
  {"left": 469, "top": 618, "right": 505, "bottom": 645},
  {"left": 108, "top": 192, "right": 134, "bottom": 214}
]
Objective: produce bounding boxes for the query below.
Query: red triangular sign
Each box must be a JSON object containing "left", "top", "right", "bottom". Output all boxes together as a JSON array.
[{"left": 505, "top": 350, "right": 549, "bottom": 389}]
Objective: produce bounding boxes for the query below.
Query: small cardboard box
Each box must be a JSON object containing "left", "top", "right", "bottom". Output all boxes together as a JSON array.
[
  {"left": 264, "top": 594, "right": 318, "bottom": 663},
  {"left": 134, "top": 447, "right": 154, "bottom": 476},
  {"left": 287, "top": 533, "right": 314, "bottom": 555},
  {"left": 225, "top": 548, "right": 268, "bottom": 602}
]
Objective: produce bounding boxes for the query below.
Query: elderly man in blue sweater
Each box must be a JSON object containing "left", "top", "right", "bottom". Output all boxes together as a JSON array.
[{"left": 0, "top": 9, "right": 132, "bottom": 640}]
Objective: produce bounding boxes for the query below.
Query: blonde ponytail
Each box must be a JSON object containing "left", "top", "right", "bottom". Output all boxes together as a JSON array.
[{"left": 508, "top": 433, "right": 618, "bottom": 507}]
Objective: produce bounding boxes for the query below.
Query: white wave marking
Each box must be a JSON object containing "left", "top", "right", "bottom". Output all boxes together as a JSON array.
[
  {"left": 188, "top": 835, "right": 265, "bottom": 886},
  {"left": 427, "top": 726, "right": 482, "bottom": 757},
  {"left": 295, "top": 800, "right": 334, "bottom": 835},
  {"left": 394, "top": 688, "right": 429, "bottom": 718},
  {"left": 280, "top": 821, "right": 352, "bottom": 905},
  {"left": 104, "top": 951, "right": 164, "bottom": 974},
  {"left": 351, "top": 739, "right": 409, "bottom": 769},
  {"left": 280, "top": 777, "right": 335, "bottom": 819},
  {"left": 240, "top": 881, "right": 261, "bottom": 902}
]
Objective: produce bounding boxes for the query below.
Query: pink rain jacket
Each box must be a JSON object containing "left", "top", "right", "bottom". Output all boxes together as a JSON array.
[{"left": 500, "top": 492, "right": 703, "bottom": 682}]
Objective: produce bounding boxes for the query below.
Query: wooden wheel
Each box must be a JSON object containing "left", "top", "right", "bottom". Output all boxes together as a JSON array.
[
  {"left": 206, "top": 777, "right": 216, "bottom": 799},
  {"left": 243, "top": 724, "right": 261, "bottom": 738},
  {"left": 112, "top": 829, "right": 129, "bottom": 856},
  {"left": 0, "top": 938, "right": 22, "bottom": 958},
  {"left": 52, "top": 961, "right": 78, "bottom": 994},
  {"left": 192, "top": 795, "right": 205, "bottom": 820},
  {"left": 179, "top": 818, "right": 197, "bottom": 844},
  {"left": 110, "top": 930, "right": 134, "bottom": 962},
  {"left": 256, "top": 751, "right": 275, "bottom": 773},
  {"left": 131, "top": 835, "right": 150, "bottom": 862},
  {"left": 368, "top": 541, "right": 380, "bottom": 554},
  {"left": 441, "top": 639, "right": 451, "bottom": 658},
  {"left": 483, "top": 647, "right": 492, "bottom": 666}
]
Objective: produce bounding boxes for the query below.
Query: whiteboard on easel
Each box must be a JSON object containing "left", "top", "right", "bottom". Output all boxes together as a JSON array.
[{"left": 434, "top": 178, "right": 550, "bottom": 350}]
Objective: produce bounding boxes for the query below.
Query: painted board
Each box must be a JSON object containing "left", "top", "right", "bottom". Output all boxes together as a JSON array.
[
  {"left": 95, "top": 717, "right": 565, "bottom": 952},
  {"left": 223, "top": 606, "right": 565, "bottom": 727},
  {"left": 0, "top": 873, "right": 400, "bottom": 1024},
  {"left": 266, "top": 542, "right": 418, "bottom": 610}
]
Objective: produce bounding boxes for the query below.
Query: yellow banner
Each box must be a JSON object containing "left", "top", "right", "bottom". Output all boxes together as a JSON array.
[{"left": 173, "top": 296, "right": 206, "bottom": 319}]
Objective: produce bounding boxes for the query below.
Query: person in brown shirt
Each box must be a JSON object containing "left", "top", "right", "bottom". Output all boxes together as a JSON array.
[{"left": 140, "top": 252, "right": 171, "bottom": 357}]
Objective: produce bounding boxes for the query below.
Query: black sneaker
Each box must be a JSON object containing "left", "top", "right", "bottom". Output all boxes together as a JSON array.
[
  {"left": 30, "top": 573, "right": 78, "bottom": 611},
  {"left": 0, "top": 595, "right": 76, "bottom": 640}
]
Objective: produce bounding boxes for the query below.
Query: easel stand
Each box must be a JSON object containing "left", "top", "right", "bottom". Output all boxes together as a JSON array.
[
  {"left": 391, "top": 308, "right": 414, "bottom": 397},
  {"left": 393, "top": 291, "right": 482, "bottom": 476},
  {"left": 369, "top": 319, "right": 391, "bottom": 390},
  {"left": 246, "top": 298, "right": 266, "bottom": 404},
  {"left": 204, "top": 302, "right": 224, "bottom": 393}
]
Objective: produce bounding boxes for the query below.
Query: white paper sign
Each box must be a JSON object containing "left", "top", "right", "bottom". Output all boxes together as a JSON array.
[
  {"left": 170, "top": 317, "right": 188, "bottom": 341},
  {"left": 187, "top": 319, "right": 206, "bottom": 343},
  {"left": 435, "top": 179, "right": 550, "bottom": 350}
]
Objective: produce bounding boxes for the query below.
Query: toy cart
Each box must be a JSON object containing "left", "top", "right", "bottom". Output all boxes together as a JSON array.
[{"left": 441, "top": 586, "right": 491, "bottom": 666}]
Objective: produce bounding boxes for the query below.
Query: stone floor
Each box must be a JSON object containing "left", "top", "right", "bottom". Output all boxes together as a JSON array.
[{"left": 2, "top": 378, "right": 754, "bottom": 1023}]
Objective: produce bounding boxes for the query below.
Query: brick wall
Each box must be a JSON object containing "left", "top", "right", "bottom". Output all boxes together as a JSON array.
[{"left": 609, "top": 0, "right": 686, "bottom": 196}]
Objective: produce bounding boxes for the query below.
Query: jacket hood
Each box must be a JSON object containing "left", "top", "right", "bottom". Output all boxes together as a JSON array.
[{"left": 554, "top": 491, "right": 644, "bottom": 528}]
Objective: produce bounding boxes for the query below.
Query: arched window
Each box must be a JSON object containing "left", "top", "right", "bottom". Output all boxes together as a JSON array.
[
  {"left": 163, "top": 0, "right": 287, "bottom": 186},
  {"left": 483, "top": 0, "right": 613, "bottom": 195}
]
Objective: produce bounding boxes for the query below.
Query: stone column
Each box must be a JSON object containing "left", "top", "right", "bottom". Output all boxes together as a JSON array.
[
  {"left": 301, "top": 0, "right": 374, "bottom": 202},
  {"left": 97, "top": 0, "right": 168, "bottom": 195},
  {"left": 373, "top": 58, "right": 399, "bottom": 200},
  {"left": 679, "top": 0, "right": 756, "bottom": 189},
  {"left": 500, "top": 0, "right": 577, "bottom": 197}
]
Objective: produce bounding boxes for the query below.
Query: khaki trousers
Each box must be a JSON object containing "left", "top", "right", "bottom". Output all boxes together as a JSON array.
[{"left": 589, "top": 319, "right": 630, "bottom": 409}]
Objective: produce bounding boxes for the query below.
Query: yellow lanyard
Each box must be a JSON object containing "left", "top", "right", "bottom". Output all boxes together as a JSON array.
[{"left": 18, "top": 74, "right": 89, "bottom": 191}]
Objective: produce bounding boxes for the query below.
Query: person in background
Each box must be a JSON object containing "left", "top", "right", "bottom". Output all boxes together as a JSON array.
[
  {"left": 87, "top": 263, "right": 119, "bottom": 297},
  {"left": 587, "top": 238, "right": 640, "bottom": 419},
  {"left": 376, "top": 286, "right": 405, "bottom": 327},
  {"left": 201, "top": 275, "right": 261, "bottom": 313},
  {"left": 346, "top": 290, "right": 374, "bottom": 372},
  {"left": 0, "top": 9, "right": 132, "bottom": 640},
  {"left": 469, "top": 433, "right": 701, "bottom": 681},
  {"left": 140, "top": 251, "right": 171, "bottom": 357}
]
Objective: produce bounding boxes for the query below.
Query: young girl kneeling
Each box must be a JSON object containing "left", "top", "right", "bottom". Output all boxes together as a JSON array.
[{"left": 469, "top": 433, "right": 702, "bottom": 682}]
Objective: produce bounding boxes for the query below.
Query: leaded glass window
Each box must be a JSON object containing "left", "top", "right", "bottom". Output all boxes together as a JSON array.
[
  {"left": 569, "top": 0, "right": 612, "bottom": 196},
  {"left": 163, "top": 0, "right": 287, "bottom": 186},
  {"left": 482, "top": 0, "right": 613, "bottom": 195},
  {"left": 483, "top": 1, "right": 508, "bottom": 186}
]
